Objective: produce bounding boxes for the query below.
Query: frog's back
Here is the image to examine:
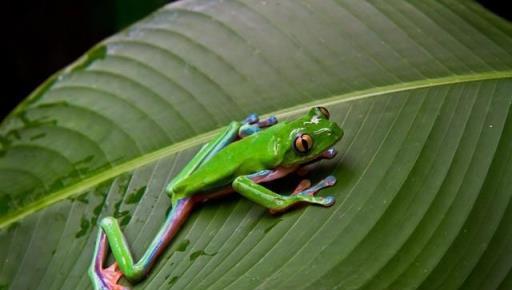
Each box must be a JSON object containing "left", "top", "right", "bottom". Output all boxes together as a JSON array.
[{"left": 172, "top": 126, "right": 285, "bottom": 197}]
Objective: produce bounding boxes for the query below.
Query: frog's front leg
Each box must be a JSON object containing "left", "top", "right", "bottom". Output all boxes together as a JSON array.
[
  {"left": 269, "top": 176, "right": 336, "bottom": 214},
  {"left": 232, "top": 170, "right": 336, "bottom": 213}
]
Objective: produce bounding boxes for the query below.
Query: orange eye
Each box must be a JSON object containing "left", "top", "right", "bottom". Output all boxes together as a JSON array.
[
  {"left": 294, "top": 134, "right": 313, "bottom": 153},
  {"left": 317, "top": 106, "right": 330, "bottom": 119}
]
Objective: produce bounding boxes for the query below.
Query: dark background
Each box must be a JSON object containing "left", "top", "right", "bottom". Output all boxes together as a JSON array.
[{"left": 1, "top": 0, "right": 511, "bottom": 120}]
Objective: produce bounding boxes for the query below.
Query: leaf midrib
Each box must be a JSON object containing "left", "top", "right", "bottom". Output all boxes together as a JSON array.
[{"left": 1, "top": 70, "right": 511, "bottom": 229}]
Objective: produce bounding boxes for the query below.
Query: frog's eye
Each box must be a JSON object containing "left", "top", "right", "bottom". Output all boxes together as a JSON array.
[
  {"left": 294, "top": 134, "right": 313, "bottom": 154},
  {"left": 316, "top": 106, "right": 330, "bottom": 119}
]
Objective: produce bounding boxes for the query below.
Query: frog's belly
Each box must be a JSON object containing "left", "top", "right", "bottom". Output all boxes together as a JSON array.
[{"left": 193, "top": 184, "right": 236, "bottom": 203}]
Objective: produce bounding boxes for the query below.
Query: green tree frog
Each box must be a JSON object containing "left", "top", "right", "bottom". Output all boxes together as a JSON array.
[{"left": 89, "top": 107, "right": 343, "bottom": 290}]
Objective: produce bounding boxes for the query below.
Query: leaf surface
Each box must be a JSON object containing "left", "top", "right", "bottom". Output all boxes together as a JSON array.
[{"left": 1, "top": 1, "right": 512, "bottom": 289}]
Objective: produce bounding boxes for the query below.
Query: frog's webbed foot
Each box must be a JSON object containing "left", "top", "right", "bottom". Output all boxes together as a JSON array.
[
  {"left": 89, "top": 232, "right": 130, "bottom": 290},
  {"left": 269, "top": 176, "right": 337, "bottom": 214},
  {"left": 100, "top": 263, "right": 128, "bottom": 290},
  {"left": 291, "top": 179, "right": 312, "bottom": 194},
  {"left": 239, "top": 114, "right": 278, "bottom": 138},
  {"left": 297, "top": 176, "right": 336, "bottom": 198},
  {"left": 243, "top": 113, "right": 259, "bottom": 125}
]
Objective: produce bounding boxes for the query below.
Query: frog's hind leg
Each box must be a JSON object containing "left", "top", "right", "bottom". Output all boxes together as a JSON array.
[
  {"left": 89, "top": 232, "right": 127, "bottom": 290},
  {"left": 238, "top": 114, "right": 278, "bottom": 138},
  {"left": 89, "top": 198, "right": 194, "bottom": 288},
  {"left": 89, "top": 122, "right": 242, "bottom": 289}
]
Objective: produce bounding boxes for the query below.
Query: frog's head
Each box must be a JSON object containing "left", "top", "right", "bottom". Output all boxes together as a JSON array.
[{"left": 281, "top": 107, "right": 343, "bottom": 166}]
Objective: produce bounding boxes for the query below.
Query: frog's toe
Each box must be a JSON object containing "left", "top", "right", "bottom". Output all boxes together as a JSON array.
[
  {"left": 243, "top": 113, "right": 259, "bottom": 124},
  {"left": 322, "top": 148, "right": 337, "bottom": 159},
  {"left": 321, "top": 195, "right": 336, "bottom": 207},
  {"left": 295, "top": 176, "right": 336, "bottom": 197},
  {"left": 324, "top": 176, "right": 337, "bottom": 186},
  {"left": 238, "top": 124, "right": 259, "bottom": 138},
  {"left": 258, "top": 115, "right": 278, "bottom": 128},
  {"left": 291, "top": 179, "right": 312, "bottom": 195}
]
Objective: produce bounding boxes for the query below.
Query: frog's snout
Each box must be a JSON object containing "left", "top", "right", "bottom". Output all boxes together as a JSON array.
[{"left": 330, "top": 122, "right": 344, "bottom": 141}]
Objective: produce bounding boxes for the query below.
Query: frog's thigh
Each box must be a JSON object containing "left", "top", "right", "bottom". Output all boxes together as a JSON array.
[{"left": 167, "top": 121, "right": 240, "bottom": 195}]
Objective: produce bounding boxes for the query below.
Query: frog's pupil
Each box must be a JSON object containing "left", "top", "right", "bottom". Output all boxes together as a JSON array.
[
  {"left": 294, "top": 134, "right": 312, "bottom": 153},
  {"left": 301, "top": 138, "right": 309, "bottom": 152}
]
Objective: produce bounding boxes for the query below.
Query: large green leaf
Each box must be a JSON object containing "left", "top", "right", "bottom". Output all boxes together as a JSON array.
[{"left": 1, "top": 0, "right": 512, "bottom": 289}]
